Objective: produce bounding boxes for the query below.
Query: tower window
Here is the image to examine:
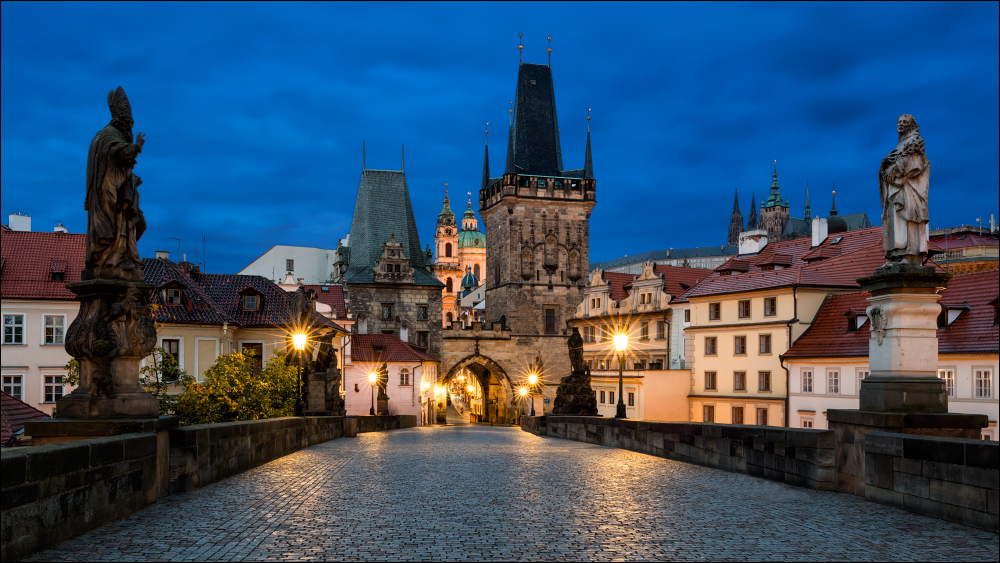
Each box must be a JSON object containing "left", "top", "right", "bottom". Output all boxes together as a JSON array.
[
  {"left": 544, "top": 308, "right": 557, "bottom": 334},
  {"left": 445, "top": 243, "right": 452, "bottom": 258},
  {"left": 286, "top": 259, "right": 294, "bottom": 272},
  {"left": 446, "top": 278, "right": 453, "bottom": 293},
  {"left": 474, "top": 264, "right": 480, "bottom": 280}
]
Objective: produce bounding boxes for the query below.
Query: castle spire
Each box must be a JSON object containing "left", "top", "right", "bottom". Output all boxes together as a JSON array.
[
  {"left": 732, "top": 187, "right": 740, "bottom": 212},
  {"left": 481, "top": 123, "right": 490, "bottom": 190},
  {"left": 583, "top": 111, "right": 594, "bottom": 180},
  {"left": 804, "top": 183, "right": 812, "bottom": 222},
  {"left": 830, "top": 189, "right": 838, "bottom": 216},
  {"left": 747, "top": 191, "right": 759, "bottom": 230},
  {"left": 727, "top": 188, "right": 744, "bottom": 246}
]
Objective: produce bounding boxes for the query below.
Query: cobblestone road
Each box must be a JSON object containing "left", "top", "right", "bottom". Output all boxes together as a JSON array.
[{"left": 31, "top": 425, "right": 998, "bottom": 561}]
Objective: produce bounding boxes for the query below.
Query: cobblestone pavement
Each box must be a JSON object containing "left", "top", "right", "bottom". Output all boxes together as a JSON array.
[{"left": 30, "top": 425, "right": 998, "bottom": 562}]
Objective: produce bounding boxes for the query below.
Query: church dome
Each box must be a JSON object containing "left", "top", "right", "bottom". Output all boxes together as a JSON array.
[
  {"left": 460, "top": 267, "right": 479, "bottom": 291},
  {"left": 828, "top": 215, "right": 848, "bottom": 234},
  {"left": 458, "top": 229, "right": 486, "bottom": 248}
]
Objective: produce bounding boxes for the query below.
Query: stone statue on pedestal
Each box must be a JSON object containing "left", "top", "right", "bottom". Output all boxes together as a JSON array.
[
  {"left": 57, "top": 87, "right": 159, "bottom": 419},
  {"left": 878, "top": 114, "right": 929, "bottom": 268},
  {"left": 551, "top": 327, "right": 598, "bottom": 416}
]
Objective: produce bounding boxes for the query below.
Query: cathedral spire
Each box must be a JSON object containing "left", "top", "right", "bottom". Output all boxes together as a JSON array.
[
  {"left": 727, "top": 188, "right": 744, "bottom": 246},
  {"left": 804, "top": 183, "right": 812, "bottom": 222},
  {"left": 481, "top": 131, "right": 490, "bottom": 191},
  {"left": 747, "top": 191, "right": 759, "bottom": 230},
  {"left": 732, "top": 187, "right": 741, "bottom": 212}
]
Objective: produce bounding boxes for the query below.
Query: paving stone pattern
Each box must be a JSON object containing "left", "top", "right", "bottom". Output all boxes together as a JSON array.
[{"left": 30, "top": 425, "right": 998, "bottom": 562}]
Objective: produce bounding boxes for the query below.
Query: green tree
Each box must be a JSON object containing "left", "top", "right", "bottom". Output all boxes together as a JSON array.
[
  {"left": 174, "top": 350, "right": 298, "bottom": 425},
  {"left": 62, "top": 347, "right": 193, "bottom": 416}
]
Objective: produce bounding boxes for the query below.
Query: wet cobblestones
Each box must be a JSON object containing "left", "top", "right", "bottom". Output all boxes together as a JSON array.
[{"left": 30, "top": 425, "right": 999, "bottom": 561}]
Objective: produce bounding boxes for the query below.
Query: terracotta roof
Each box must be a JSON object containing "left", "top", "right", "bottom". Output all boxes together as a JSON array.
[
  {"left": 930, "top": 233, "right": 998, "bottom": 249},
  {"left": 0, "top": 229, "right": 86, "bottom": 300},
  {"left": 304, "top": 284, "right": 347, "bottom": 318},
  {"left": 653, "top": 265, "right": 713, "bottom": 296},
  {"left": 602, "top": 272, "right": 636, "bottom": 302},
  {"left": 685, "top": 228, "right": 936, "bottom": 299},
  {"left": 1, "top": 391, "right": 49, "bottom": 446},
  {"left": 784, "top": 269, "right": 999, "bottom": 359},
  {"left": 143, "top": 259, "right": 345, "bottom": 333},
  {"left": 351, "top": 333, "right": 438, "bottom": 363}
]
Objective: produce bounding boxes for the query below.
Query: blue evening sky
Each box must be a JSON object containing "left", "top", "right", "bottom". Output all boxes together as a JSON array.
[{"left": 2, "top": 2, "right": 997, "bottom": 274}]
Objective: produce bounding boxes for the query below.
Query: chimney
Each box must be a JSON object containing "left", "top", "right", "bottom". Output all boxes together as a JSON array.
[
  {"left": 738, "top": 229, "right": 768, "bottom": 255},
  {"left": 296, "top": 278, "right": 305, "bottom": 286},
  {"left": 7, "top": 213, "right": 31, "bottom": 232},
  {"left": 53, "top": 221, "right": 68, "bottom": 233},
  {"left": 155, "top": 250, "right": 171, "bottom": 259},
  {"left": 811, "top": 216, "right": 828, "bottom": 247}
]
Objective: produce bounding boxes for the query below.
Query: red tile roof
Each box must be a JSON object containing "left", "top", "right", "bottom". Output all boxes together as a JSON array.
[
  {"left": 784, "top": 269, "right": 999, "bottom": 359},
  {"left": 930, "top": 233, "right": 998, "bottom": 249},
  {"left": 351, "top": 333, "right": 438, "bottom": 363},
  {"left": 602, "top": 272, "right": 636, "bottom": 302},
  {"left": 685, "top": 228, "right": 945, "bottom": 299},
  {"left": 303, "top": 284, "right": 347, "bottom": 318},
  {"left": 1, "top": 391, "right": 49, "bottom": 446},
  {"left": 1, "top": 229, "right": 86, "bottom": 300},
  {"left": 654, "top": 265, "right": 713, "bottom": 296}
]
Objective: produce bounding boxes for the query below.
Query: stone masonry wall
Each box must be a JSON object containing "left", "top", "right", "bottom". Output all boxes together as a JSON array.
[
  {"left": 525, "top": 416, "right": 835, "bottom": 490},
  {"left": 1, "top": 433, "right": 159, "bottom": 562},
  {"left": 347, "top": 284, "right": 443, "bottom": 358},
  {"left": 168, "top": 416, "right": 344, "bottom": 494},
  {"left": 865, "top": 431, "right": 998, "bottom": 533}
]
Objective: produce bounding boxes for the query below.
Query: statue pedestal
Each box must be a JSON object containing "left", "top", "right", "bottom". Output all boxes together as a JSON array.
[
  {"left": 828, "top": 266, "right": 987, "bottom": 495},
  {"left": 377, "top": 396, "right": 389, "bottom": 416},
  {"left": 58, "top": 279, "right": 159, "bottom": 419}
]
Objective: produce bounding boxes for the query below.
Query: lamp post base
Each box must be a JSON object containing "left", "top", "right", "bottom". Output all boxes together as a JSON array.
[{"left": 615, "top": 403, "right": 627, "bottom": 419}]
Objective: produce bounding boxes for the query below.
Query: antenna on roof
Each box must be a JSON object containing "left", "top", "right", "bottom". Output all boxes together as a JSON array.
[
  {"left": 547, "top": 36, "right": 552, "bottom": 66},
  {"left": 169, "top": 237, "right": 181, "bottom": 261},
  {"left": 518, "top": 33, "right": 523, "bottom": 64}
]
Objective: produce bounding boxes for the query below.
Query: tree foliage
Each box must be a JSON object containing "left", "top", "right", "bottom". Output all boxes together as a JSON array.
[
  {"left": 174, "top": 350, "right": 298, "bottom": 425},
  {"left": 62, "top": 347, "right": 193, "bottom": 416}
]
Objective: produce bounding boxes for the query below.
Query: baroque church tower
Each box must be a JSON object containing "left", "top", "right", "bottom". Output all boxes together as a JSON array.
[{"left": 480, "top": 61, "right": 595, "bottom": 337}]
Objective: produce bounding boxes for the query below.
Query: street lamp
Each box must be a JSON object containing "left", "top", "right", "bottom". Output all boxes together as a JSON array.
[
  {"left": 614, "top": 332, "right": 628, "bottom": 419},
  {"left": 368, "top": 371, "right": 378, "bottom": 416},
  {"left": 519, "top": 387, "right": 528, "bottom": 423},
  {"left": 292, "top": 333, "right": 307, "bottom": 416},
  {"left": 527, "top": 372, "right": 538, "bottom": 417}
]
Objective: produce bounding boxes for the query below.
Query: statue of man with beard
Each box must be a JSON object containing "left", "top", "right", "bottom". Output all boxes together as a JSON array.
[
  {"left": 878, "top": 114, "right": 929, "bottom": 267},
  {"left": 85, "top": 86, "right": 147, "bottom": 281}
]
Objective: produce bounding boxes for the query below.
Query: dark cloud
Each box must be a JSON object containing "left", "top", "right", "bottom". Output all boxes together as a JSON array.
[{"left": 2, "top": 2, "right": 997, "bottom": 274}]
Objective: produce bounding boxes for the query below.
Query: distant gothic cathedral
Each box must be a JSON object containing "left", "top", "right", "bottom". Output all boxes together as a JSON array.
[{"left": 727, "top": 165, "right": 871, "bottom": 245}]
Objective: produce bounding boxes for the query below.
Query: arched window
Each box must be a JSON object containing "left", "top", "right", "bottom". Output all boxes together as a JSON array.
[
  {"left": 446, "top": 278, "right": 453, "bottom": 293},
  {"left": 445, "top": 243, "right": 452, "bottom": 258},
  {"left": 399, "top": 369, "right": 410, "bottom": 386},
  {"left": 446, "top": 312, "right": 453, "bottom": 323},
  {"left": 473, "top": 264, "right": 480, "bottom": 280}
]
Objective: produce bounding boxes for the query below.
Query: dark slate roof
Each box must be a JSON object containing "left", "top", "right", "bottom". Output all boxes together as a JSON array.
[
  {"left": 344, "top": 169, "right": 440, "bottom": 286},
  {"left": 1, "top": 229, "right": 86, "bottom": 300},
  {"left": 589, "top": 246, "right": 737, "bottom": 271},
  {"left": 511, "top": 63, "right": 563, "bottom": 177},
  {"left": 783, "top": 217, "right": 811, "bottom": 237},
  {"left": 781, "top": 212, "right": 872, "bottom": 238}
]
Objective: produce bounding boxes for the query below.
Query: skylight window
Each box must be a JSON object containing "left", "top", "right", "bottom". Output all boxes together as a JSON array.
[{"left": 831, "top": 237, "right": 843, "bottom": 245}]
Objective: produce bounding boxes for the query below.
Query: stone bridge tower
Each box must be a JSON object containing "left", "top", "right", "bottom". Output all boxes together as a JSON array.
[{"left": 439, "top": 60, "right": 596, "bottom": 421}]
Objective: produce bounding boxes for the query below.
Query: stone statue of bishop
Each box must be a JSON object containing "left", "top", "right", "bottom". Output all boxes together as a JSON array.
[{"left": 878, "top": 114, "right": 929, "bottom": 267}]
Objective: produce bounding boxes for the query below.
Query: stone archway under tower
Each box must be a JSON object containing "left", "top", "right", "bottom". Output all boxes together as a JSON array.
[{"left": 441, "top": 354, "right": 514, "bottom": 425}]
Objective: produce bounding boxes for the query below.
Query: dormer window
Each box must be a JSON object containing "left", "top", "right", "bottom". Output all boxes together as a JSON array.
[
  {"left": 166, "top": 288, "right": 182, "bottom": 305},
  {"left": 845, "top": 310, "right": 868, "bottom": 332},
  {"left": 937, "top": 303, "right": 970, "bottom": 328},
  {"left": 244, "top": 294, "right": 259, "bottom": 311}
]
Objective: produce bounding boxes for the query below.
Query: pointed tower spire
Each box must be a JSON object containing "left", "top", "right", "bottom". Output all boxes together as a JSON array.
[
  {"left": 732, "top": 187, "right": 741, "bottom": 212},
  {"left": 830, "top": 189, "right": 838, "bottom": 216},
  {"left": 727, "top": 188, "right": 744, "bottom": 246},
  {"left": 747, "top": 191, "right": 759, "bottom": 230},
  {"left": 804, "top": 183, "right": 812, "bottom": 222},
  {"left": 504, "top": 123, "right": 515, "bottom": 174},
  {"left": 583, "top": 109, "right": 594, "bottom": 180},
  {"left": 481, "top": 124, "right": 491, "bottom": 190}
]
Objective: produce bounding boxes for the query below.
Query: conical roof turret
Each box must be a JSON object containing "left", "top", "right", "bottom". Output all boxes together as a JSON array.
[
  {"left": 481, "top": 142, "right": 490, "bottom": 191},
  {"left": 583, "top": 130, "right": 594, "bottom": 179},
  {"left": 804, "top": 184, "right": 812, "bottom": 222}
]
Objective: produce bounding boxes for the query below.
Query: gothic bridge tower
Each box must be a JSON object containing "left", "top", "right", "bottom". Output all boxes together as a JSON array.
[{"left": 439, "top": 56, "right": 596, "bottom": 421}]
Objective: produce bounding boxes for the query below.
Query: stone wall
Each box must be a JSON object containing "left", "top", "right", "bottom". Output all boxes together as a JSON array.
[
  {"left": 353, "top": 415, "right": 417, "bottom": 433},
  {"left": 1, "top": 433, "right": 159, "bottom": 562},
  {"left": 526, "top": 416, "right": 835, "bottom": 490},
  {"left": 865, "top": 431, "right": 998, "bottom": 533},
  {"left": 347, "top": 284, "right": 443, "bottom": 358},
  {"left": 168, "top": 416, "right": 343, "bottom": 494}
]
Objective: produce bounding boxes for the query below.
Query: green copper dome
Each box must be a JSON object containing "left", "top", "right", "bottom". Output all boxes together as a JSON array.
[
  {"left": 458, "top": 229, "right": 486, "bottom": 248},
  {"left": 461, "top": 267, "right": 479, "bottom": 291}
]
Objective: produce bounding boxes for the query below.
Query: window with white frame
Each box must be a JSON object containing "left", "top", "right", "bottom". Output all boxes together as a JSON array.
[
  {"left": 44, "top": 315, "right": 65, "bottom": 345},
  {"left": 399, "top": 369, "right": 410, "bottom": 386},
  {"left": 857, "top": 369, "right": 870, "bottom": 394},
  {"left": 828, "top": 369, "right": 841, "bottom": 394},
  {"left": 802, "top": 369, "right": 814, "bottom": 393},
  {"left": 44, "top": 375, "right": 64, "bottom": 403},
  {"left": 3, "top": 375, "right": 23, "bottom": 400},
  {"left": 801, "top": 418, "right": 814, "bottom": 428},
  {"left": 974, "top": 368, "right": 993, "bottom": 399},
  {"left": 4, "top": 314, "right": 25, "bottom": 345},
  {"left": 937, "top": 369, "right": 955, "bottom": 398}
]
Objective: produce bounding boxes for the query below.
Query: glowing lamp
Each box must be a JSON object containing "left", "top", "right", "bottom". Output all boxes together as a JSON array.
[
  {"left": 292, "top": 333, "right": 307, "bottom": 351},
  {"left": 528, "top": 373, "right": 538, "bottom": 386},
  {"left": 421, "top": 381, "right": 430, "bottom": 392},
  {"left": 519, "top": 387, "right": 528, "bottom": 396},
  {"left": 369, "top": 372, "right": 378, "bottom": 384},
  {"left": 467, "top": 384, "right": 474, "bottom": 393},
  {"left": 614, "top": 333, "right": 628, "bottom": 353}
]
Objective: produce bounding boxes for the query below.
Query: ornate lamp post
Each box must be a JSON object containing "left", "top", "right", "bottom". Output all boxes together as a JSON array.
[
  {"left": 292, "top": 333, "right": 307, "bottom": 416},
  {"left": 614, "top": 332, "right": 628, "bottom": 419},
  {"left": 527, "top": 372, "right": 539, "bottom": 417},
  {"left": 368, "top": 371, "right": 378, "bottom": 416}
]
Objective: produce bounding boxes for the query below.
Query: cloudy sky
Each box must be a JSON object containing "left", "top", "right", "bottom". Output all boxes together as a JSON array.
[{"left": 2, "top": 2, "right": 997, "bottom": 274}]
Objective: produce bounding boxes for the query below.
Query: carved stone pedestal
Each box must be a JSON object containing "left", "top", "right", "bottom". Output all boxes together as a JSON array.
[
  {"left": 552, "top": 327, "right": 599, "bottom": 416},
  {"left": 58, "top": 279, "right": 159, "bottom": 419},
  {"left": 829, "top": 266, "right": 987, "bottom": 495}
]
